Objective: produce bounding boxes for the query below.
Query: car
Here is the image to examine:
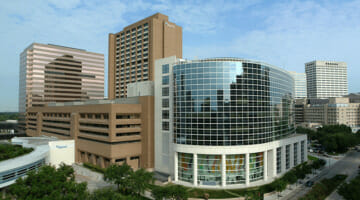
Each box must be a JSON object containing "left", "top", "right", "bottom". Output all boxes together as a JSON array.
[{"left": 305, "top": 181, "right": 314, "bottom": 187}]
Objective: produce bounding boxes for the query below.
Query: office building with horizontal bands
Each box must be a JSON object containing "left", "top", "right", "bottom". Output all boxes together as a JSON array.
[
  {"left": 289, "top": 71, "right": 307, "bottom": 98},
  {"left": 154, "top": 56, "right": 307, "bottom": 188},
  {"left": 296, "top": 97, "right": 360, "bottom": 132},
  {"left": 26, "top": 95, "right": 154, "bottom": 170},
  {"left": 19, "top": 43, "right": 105, "bottom": 133},
  {"left": 108, "top": 13, "right": 182, "bottom": 99},
  {"left": 305, "top": 60, "right": 347, "bottom": 99}
]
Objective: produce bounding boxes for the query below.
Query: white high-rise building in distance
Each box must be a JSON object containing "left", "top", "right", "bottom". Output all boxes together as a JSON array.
[
  {"left": 289, "top": 71, "right": 307, "bottom": 98},
  {"left": 305, "top": 61, "right": 347, "bottom": 99}
]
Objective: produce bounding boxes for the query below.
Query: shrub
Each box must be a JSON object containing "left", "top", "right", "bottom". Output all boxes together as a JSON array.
[
  {"left": 0, "top": 144, "right": 33, "bottom": 161},
  {"left": 83, "top": 162, "right": 106, "bottom": 174}
]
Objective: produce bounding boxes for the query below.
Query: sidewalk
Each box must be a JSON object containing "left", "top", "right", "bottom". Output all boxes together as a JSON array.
[{"left": 73, "top": 164, "right": 113, "bottom": 192}]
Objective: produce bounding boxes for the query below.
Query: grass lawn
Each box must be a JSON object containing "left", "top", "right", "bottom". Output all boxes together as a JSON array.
[
  {"left": 0, "top": 144, "right": 33, "bottom": 162},
  {"left": 186, "top": 186, "right": 262, "bottom": 199},
  {"left": 308, "top": 155, "right": 319, "bottom": 161}
]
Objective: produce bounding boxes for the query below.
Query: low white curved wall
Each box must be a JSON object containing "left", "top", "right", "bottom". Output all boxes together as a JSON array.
[
  {"left": 0, "top": 143, "right": 48, "bottom": 188},
  {"left": 173, "top": 134, "right": 307, "bottom": 189}
]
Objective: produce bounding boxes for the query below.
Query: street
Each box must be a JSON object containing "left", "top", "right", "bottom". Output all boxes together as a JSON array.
[{"left": 282, "top": 151, "right": 360, "bottom": 200}]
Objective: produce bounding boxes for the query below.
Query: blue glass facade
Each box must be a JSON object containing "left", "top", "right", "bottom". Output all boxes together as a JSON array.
[{"left": 173, "top": 59, "right": 295, "bottom": 146}]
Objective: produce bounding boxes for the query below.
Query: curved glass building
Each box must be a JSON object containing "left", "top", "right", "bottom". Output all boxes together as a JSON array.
[{"left": 154, "top": 57, "right": 307, "bottom": 188}]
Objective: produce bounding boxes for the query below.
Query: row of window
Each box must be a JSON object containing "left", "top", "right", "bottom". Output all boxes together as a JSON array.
[
  {"left": 43, "top": 113, "right": 71, "bottom": 118},
  {"left": 178, "top": 152, "right": 263, "bottom": 186},
  {"left": 80, "top": 113, "right": 109, "bottom": 119},
  {"left": 277, "top": 141, "right": 306, "bottom": 174}
]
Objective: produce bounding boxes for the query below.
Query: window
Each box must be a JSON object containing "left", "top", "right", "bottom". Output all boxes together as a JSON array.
[
  {"left": 162, "top": 64, "right": 169, "bottom": 74},
  {"left": 162, "top": 99, "right": 169, "bottom": 108},
  {"left": 249, "top": 152, "right": 264, "bottom": 182},
  {"left": 162, "top": 87, "right": 169, "bottom": 96},
  {"left": 162, "top": 110, "right": 169, "bottom": 119},
  {"left": 294, "top": 143, "right": 298, "bottom": 166},
  {"left": 162, "top": 121, "right": 169, "bottom": 130},
  {"left": 301, "top": 141, "right": 305, "bottom": 163},
  {"left": 286, "top": 145, "right": 290, "bottom": 169},
  {"left": 162, "top": 76, "right": 169, "bottom": 85},
  {"left": 226, "top": 154, "right": 245, "bottom": 184},
  {"left": 198, "top": 154, "right": 222, "bottom": 186},
  {"left": 178, "top": 153, "right": 193, "bottom": 183},
  {"left": 276, "top": 147, "right": 282, "bottom": 174}
]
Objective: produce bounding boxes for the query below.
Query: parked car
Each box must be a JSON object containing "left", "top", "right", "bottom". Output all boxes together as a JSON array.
[{"left": 305, "top": 181, "right": 314, "bottom": 187}]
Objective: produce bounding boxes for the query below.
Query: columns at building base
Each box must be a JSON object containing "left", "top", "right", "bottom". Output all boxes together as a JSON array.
[
  {"left": 264, "top": 151, "right": 268, "bottom": 181},
  {"left": 193, "top": 154, "right": 198, "bottom": 186},
  {"left": 245, "top": 153, "right": 250, "bottom": 186},
  {"left": 174, "top": 151, "right": 178, "bottom": 181}
]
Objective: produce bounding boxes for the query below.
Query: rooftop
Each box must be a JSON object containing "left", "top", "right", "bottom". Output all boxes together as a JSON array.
[{"left": 47, "top": 96, "right": 143, "bottom": 107}]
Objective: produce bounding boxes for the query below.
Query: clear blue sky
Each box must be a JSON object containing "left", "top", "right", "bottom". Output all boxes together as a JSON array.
[{"left": 1, "top": 0, "right": 359, "bottom": 112}]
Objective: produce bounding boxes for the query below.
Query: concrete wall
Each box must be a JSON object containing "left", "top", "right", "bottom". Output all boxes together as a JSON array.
[{"left": 48, "top": 140, "right": 75, "bottom": 168}]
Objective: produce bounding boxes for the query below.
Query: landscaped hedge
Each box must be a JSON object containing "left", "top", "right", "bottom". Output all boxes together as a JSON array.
[
  {"left": 0, "top": 144, "right": 33, "bottom": 161},
  {"left": 299, "top": 174, "right": 347, "bottom": 200},
  {"left": 83, "top": 162, "right": 105, "bottom": 174},
  {"left": 338, "top": 173, "right": 360, "bottom": 200}
]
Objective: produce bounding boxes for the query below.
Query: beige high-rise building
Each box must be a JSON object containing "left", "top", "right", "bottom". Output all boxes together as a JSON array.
[
  {"left": 305, "top": 60, "right": 347, "bottom": 98},
  {"left": 19, "top": 43, "right": 104, "bottom": 132},
  {"left": 108, "top": 13, "right": 182, "bottom": 99}
]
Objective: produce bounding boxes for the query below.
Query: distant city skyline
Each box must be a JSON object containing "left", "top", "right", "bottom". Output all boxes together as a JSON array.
[{"left": 1, "top": 0, "right": 360, "bottom": 111}]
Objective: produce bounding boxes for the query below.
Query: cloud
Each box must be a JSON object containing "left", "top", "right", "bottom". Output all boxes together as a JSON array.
[
  {"left": 49, "top": 0, "right": 82, "bottom": 10},
  {"left": 147, "top": 0, "right": 262, "bottom": 33},
  {"left": 184, "top": 0, "right": 360, "bottom": 92},
  {"left": 0, "top": 0, "right": 359, "bottom": 111}
]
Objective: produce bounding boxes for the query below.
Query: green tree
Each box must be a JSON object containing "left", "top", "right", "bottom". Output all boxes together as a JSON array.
[
  {"left": 89, "top": 187, "right": 139, "bottom": 200},
  {"left": 152, "top": 184, "right": 188, "bottom": 200},
  {"left": 273, "top": 179, "right": 287, "bottom": 199},
  {"left": 0, "top": 112, "right": 18, "bottom": 121},
  {"left": 7, "top": 164, "right": 88, "bottom": 200},
  {"left": 294, "top": 165, "right": 306, "bottom": 179},
  {"left": 103, "top": 163, "right": 132, "bottom": 193},
  {"left": 283, "top": 171, "right": 297, "bottom": 188},
  {"left": 296, "top": 126, "right": 316, "bottom": 140},
  {"left": 320, "top": 125, "right": 360, "bottom": 153},
  {"left": 338, "top": 175, "right": 360, "bottom": 200},
  {"left": 103, "top": 163, "right": 154, "bottom": 196},
  {"left": 127, "top": 168, "right": 154, "bottom": 196}
]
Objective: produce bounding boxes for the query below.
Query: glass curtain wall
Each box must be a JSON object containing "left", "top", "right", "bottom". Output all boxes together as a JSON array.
[
  {"left": 249, "top": 152, "right": 264, "bottom": 182},
  {"left": 226, "top": 154, "right": 246, "bottom": 184},
  {"left": 173, "top": 59, "right": 295, "bottom": 146},
  {"left": 197, "top": 154, "right": 222, "bottom": 186},
  {"left": 178, "top": 153, "right": 193, "bottom": 183}
]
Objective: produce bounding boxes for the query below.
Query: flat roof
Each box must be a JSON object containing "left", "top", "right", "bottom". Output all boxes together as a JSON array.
[
  {"left": 47, "top": 96, "right": 144, "bottom": 107},
  {"left": 0, "top": 137, "right": 56, "bottom": 172}
]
